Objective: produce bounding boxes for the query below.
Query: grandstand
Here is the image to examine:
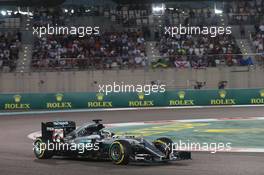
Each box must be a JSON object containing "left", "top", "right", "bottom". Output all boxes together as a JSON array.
[{"left": 31, "top": 31, "right": 147, "bottom": 70}]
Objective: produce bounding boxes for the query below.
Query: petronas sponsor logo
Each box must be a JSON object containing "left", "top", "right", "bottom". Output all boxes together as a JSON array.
[
  {"left": 87, "top": 93, "right": 112, "bottom": 108},
  {"left": 4, "top": 95, "right": 30, "bottom": 109},
  {"left": 210, "top": 90, "right": 235, "bottom": 105},
  {"left": 46, "top": 93, "right": 72, "bottom": 109},
  {"left": 128, "top": 92, "right": 154, "bottom": 107},
  {"left": 250, "top": 89, "right": 264, "bottom": 104},
  {"left": 169, "top": 91, "right": 194, "bottom": 106}
]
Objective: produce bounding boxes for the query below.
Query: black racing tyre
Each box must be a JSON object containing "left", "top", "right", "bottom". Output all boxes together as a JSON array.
[
  {"left": 33, "top": 138, "right": 53, "bottom": 159},
  {"left": 153, "top": 137, "right": 173, "bottom": 159},
  {"left": 109, "top": 140, "right": 131, "bottom": 165}
]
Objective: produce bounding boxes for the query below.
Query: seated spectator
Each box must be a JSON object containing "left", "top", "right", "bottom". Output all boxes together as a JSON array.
[
  {"left": 251, "top": 24, "right": 264, "bottom": 63},
  {"left": 154, "top": 32, "right": 242, "bottom": 68},
  {"left": 31, "top": 31, "right": 146, "bottom": 70},
  {"left": 0, "top": 31, "right": 21, "bottom": 72}
]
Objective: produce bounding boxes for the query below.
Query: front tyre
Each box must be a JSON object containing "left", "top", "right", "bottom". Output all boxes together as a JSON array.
[
  {"left": 153, "top": 137, "right": 173, "bottom": 159},
  {"left": 109, "top": 140, "right": 131, "bottom": 165},
  {"left": 33, "top": 138, "right": 53, "bottom": 159}
]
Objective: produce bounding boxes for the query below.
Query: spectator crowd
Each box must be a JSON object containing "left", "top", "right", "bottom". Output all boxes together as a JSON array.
[
  {"left": 31, "top": 31, "right": 147, "bottom": 70},
  {"left": 154, "top": 33, "right": 242, "bottom": 68},
  {"left": 0, "top": 2, "right": 264, "bottom": 72},
  {"left": 252, "top": 24, "right": 264, "bottom": 63},
  {"left": 0, "top": 31, "right": 21, "bottom": 72}
]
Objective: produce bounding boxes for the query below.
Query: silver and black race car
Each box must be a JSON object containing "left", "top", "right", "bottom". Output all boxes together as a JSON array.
[{"left": 33, "top": 119, "right": 191, "bottom": 165}]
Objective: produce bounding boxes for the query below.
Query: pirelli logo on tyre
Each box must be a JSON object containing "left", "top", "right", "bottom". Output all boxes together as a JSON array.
[
  {"left": 87, "top": 93, "right": 113, "bottom": 108},
  {"left": 128, "top": 92, "right": 154, "bottom": 107},
  {"left": 4, "top": 94, "right": 31, "bottom": 110},
  {"left": 210, "top": 90, "right": 236, "bottom": 105},
  {"left": 250, "top": 89, "right": 264, "bottom": 104},
  {"left": 46, "top": 93, "right": 72, "bottom": 109},
  {"left": 169, "top": 91, "right": 195, "bottom": 106}
]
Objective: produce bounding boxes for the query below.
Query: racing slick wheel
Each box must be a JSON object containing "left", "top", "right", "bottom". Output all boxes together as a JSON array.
[
  {"left": 109, "top": 140, "right": 131, "bottom": 165},
  {"left": 33, "top": 138, "right": 53, "bottom": 159},
  {"left": 153, "top": 137, "right": 173, "bottom": 159}
]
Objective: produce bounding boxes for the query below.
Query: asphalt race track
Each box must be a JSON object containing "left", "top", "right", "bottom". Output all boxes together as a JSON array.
[{"left": 0, "top": 107, "right": 264, "bottom": 175}]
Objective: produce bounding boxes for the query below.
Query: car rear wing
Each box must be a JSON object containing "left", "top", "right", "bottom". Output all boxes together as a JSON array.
[{"left": 41, "top": 121, "right": 76, "bottom": 141}]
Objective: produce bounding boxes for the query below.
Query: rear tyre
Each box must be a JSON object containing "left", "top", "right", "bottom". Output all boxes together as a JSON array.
[
  {"left": 33, "top": 138, "right": 53, "bottom": 159},
  {"left": 153, "top": 137, "right": 173, "bottom": 159},
  {"left": 109, "top": 140, "right": 131, "bottom": 165}
]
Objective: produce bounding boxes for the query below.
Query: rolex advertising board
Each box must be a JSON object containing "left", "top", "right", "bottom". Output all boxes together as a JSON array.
[{"left": 0, "top": 89, "right": 264, "bottom": 110}]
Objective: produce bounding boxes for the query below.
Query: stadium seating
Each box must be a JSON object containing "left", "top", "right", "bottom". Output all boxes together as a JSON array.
[
  {"left": 0, "top": 31, "right": 21, "bottom": 72},
  {"left": 27, "top": 4, "right": 263, "bottom": 71},
  {"left": 251, "top": 24, "right": 264, "bottom": 63},
  {"left": 225, "top": 0, "right": 264, "bottom": 24},
  {"left": 154, "top": 33, "right": 242, "bottom": 68},
  {"left": 31, "top": 31, "right": 147, "bottom": 70}
]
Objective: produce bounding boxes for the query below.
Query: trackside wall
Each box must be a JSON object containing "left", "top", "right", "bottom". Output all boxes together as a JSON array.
[{"left": 1, "top": 89, "right": 264, "bottom": 110}]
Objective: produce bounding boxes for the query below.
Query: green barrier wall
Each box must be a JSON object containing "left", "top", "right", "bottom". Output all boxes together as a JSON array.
[{"left": 1, "top": 89, "right": 264, "bottom": 110}]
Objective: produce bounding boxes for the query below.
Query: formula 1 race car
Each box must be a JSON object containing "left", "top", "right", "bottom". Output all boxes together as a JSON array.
[{"left": 33, "top": 119, "right": 191, "bottom": 165}]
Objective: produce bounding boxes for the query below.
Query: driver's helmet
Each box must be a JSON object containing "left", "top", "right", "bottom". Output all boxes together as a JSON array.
[{"left": 100, "top": 129, "right": 112, "bottom": 138}]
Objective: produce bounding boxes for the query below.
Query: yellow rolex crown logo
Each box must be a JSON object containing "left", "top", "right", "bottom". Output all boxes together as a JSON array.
[
  {"left": 178, "top": 91, "right": 185, "bottom": 99},
  {"left": 260, "top": 90, "right": 264, "bottom": 97},
  {"left": 56, "top": 93, "right": 63, "bottom": 102},
  {"left": 219, "top": 90, "right": 227, "bottom": 98},
  {"left": 96, "top": 93, "right": 104, "bottom": 101},
  {"left": 14, "top": 95, "right": 21, "bottom": 103},
  {"left": 138, "top": 92, "right": 144, "bottom": 100}
]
